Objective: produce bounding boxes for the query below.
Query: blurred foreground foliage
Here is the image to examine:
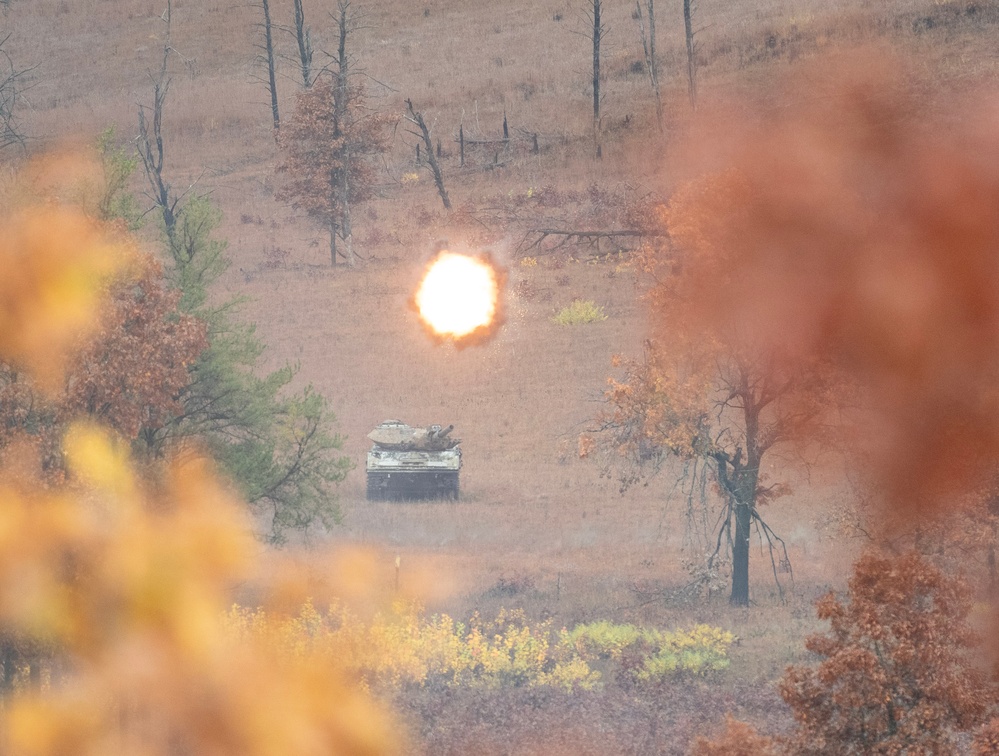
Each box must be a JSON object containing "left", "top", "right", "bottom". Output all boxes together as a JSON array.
[
  {"left": 224, "top": 602, "right": 734, "bottom": 692},
  {"left": 0, "top": 154, "right": 398, "bottom": 755}
]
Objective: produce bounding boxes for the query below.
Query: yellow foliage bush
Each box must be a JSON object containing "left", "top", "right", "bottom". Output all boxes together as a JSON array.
[
  {"left": 561, "top": 621, "right": 735, "bottom": 678},
  {"left": 225, "top": 603, "right": 734, "bottom": 692},
  {"left": 552, "top": 299, "right": 608, "bottom": 326}
]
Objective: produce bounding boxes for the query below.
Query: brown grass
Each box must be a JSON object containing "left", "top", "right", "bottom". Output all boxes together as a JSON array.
[{"left": 3, "top": 0, "right": 997, "bottom": 749}]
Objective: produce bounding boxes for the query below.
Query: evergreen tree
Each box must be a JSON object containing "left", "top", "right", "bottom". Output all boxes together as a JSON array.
[{"left": 153, "top": 195, "right": 352, "bottom": 542}]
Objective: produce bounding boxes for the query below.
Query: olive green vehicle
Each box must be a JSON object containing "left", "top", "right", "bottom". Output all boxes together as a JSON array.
[{"left": 365, "top": 420, "right": 461, "bottom": 501}]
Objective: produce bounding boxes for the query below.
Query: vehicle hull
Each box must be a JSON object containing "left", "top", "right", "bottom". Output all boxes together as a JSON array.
[{"left": 365, "top": 445, "right": 461, "bottom": 501}]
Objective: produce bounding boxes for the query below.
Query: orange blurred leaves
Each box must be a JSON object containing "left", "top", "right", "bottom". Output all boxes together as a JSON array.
[
  {"left": 0, "top": 207, "right": 126, "bottom": 392},
  {"left": 0, "top": 155, "right": 401, "bottom": 755},
  {"left": 661, "top": 51, "right": 999, "bottom": 513}
]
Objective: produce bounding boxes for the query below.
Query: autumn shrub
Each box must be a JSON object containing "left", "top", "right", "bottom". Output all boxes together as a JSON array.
[
  {"left": 224, "top": 602, "right": 735, "bottom": 693},
  {"left": 552, "top": 299, "right": 607, "bottom": 325},
  {"left": 693, "top": 551, "right": 995, "bottom": 755},
  {"left": 688, "top": 715, "right": 779, "bottom": 756},
  {"left": 778, "top": 550, "right": 992, "bottom": 755}
]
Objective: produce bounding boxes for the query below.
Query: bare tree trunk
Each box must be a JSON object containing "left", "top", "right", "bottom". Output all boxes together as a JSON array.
[
  {"left": 27, "top": 657, "right": 40, "bottom": 692},
  {"left": 989, "top": 542, "right": 996, "bottom": 595},
  {"left": 405, "top": 99, "right": 451, "bottom": 210},
  {"left": 591, "top": 0, "right": 603, "bottom": 158},
  {"left": 341, "top": 166, "right": 354, "bottom": 267},
  {"left": 333, "top": 0, "right": 350, "bottom": 118},
  {"left": 138, "top": 1, "right": 178, "bottom": 244},
  {"left": 1, "top": 641, "right": 16, "bottom": 694},
  {"left": 259, "top": 0, "right": 280, "bottom": 131},
  {"left": 636, "top": 0, "right": 662, "bottom": 129},
  {"left": 683, "top": 0, "right": 697, "bottom": 109},
  {"left": 731, "top": 501, "right": 751, "bottom": 606},
  {"left": 715, "top": 452, "right": 758, "bottom": 608},
  {"left": 334, "top": 0, "right": 354, "bottom": 266},
  {"left": 329, "top": 218, "right": 338, "bottom": 267},
  {"left": 292, "top": 0, "right": 313, "bottom": 88},
  {"left": 646, "top": 0, "right": 657, "bottom": 91}
]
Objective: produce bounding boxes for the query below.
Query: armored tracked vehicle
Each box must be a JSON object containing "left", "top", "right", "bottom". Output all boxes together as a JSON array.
[{"left": 366, "top": 420, "right": 461, "bottom": 501}]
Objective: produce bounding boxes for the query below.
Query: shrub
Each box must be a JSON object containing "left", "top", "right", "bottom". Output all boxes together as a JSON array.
[
  {"left": 689, "top": 715, "right": 779, "bottom": 756},
  {"left": 552, "top": 299, "right": 607, "bottom": 325},
  {"left": 779, "top": 551, "right": 991, "bottom": 754},
  {"left": 563, "top": 621, "right": 735, "bottom": 678}
]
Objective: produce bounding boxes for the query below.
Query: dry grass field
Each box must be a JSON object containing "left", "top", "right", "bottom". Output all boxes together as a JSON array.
[{"left": 4, "top": 0, "right": 999, "bottom": 750}]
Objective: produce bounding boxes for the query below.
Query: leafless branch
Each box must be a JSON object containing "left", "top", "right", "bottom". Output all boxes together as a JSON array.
[{"left": 0, "top": 31, "right": 33, "bottom": 152}]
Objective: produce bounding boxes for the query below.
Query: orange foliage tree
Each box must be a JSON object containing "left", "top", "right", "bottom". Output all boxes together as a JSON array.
[
  {"left": 277, "top": 76, "right": 390, "bottom": 267},
  {"left": 592, "top": 182, "right": 838, "bottom": 606},
  {"left": 0, "top": 149, "right": 207, "bottom": 480}
]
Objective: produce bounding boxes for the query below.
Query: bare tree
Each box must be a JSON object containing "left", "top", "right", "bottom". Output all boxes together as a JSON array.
[
  {"left": 683, "top": 0, "right": 698, "bottom": 108},
  {"left": 405, "top": 99, "right": 451, "bottom": 211},
  {"left": 137, "top": 0, "right": 201, "bottom": 247},
  {"left": 635, "top": 0, "right": 662, "bottom": 129},
  {"left": 137, "top": 12, "right": 177, "bottom": 241},
  {"left": 290, "top": 0, "right": 313, "bottom": 88},
  {"left": 253, "top": 0, "right": 280, "bottom": 131},
  {"left": 332, "top": 0, "right": 354, "bottom": 264}
]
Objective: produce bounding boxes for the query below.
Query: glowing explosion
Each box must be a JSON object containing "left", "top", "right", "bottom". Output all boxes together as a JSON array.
[{"left": 415, "top": 251, "right": 500, "bottom": 343}]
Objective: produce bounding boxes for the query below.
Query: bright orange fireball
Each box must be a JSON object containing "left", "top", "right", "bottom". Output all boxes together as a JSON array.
[{"left": 415, "top": 251, "right": 499, "bottom": 340}]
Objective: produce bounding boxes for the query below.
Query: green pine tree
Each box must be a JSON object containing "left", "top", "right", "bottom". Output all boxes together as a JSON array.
[
  {"left": 99, "top": 122, "right": 351, "bottom": 542},
  {"left": 153, "top": 195, "right": 351, "bottom": 542}
]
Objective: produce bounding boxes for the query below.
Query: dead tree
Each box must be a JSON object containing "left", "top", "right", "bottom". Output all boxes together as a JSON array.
[
  {"left": 405, "top": 99, "right": 451, "bottom": 210},
  {"left": 635, "top": 0, "right": 662, "bottom": 129},
  {"left": 253, "top": 0, "right": 280, "bottom": 131},
  {"left": 591, "top": 0, "right": 607, "bottom": 158},
  {"left": 683, "top": 0, "right": 698, "bottom": 108},
  {"left": 137, "top": 6, "right": 178, "bottom": 242},
  {"left": 291, "top": 0, "right": 313, "bottom": 88},
  {"left": 332, "top": 0, "right": 353, "bottom": 264},
  {"left": 137, "top": 0, "right": 201, "bottom": 248}
]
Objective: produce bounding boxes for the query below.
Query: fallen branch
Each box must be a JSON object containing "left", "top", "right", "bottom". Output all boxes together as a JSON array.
[{"left": 518, "top": 228, "right": 665, "bottom": 253}]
